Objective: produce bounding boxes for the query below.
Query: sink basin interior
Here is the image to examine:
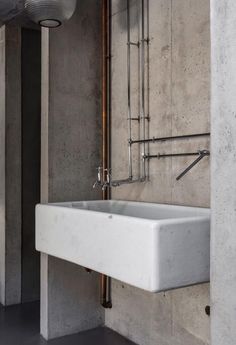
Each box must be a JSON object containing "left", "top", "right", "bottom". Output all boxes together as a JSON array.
[{"left": 52, "top": 200, "right": 209, "bottom": 221}]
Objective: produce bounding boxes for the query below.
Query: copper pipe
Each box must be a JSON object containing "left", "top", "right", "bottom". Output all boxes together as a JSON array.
[
  {"left": 100, "top": 0, "right": 112, "bottom": 309},
  {"left": 102, "top": 0, "right": 108, "bottom": 200}
]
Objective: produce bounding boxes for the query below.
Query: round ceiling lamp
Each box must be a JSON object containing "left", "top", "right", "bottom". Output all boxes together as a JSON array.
[{"left": 24, "top": 0, "right": 77, "bottom": 28}]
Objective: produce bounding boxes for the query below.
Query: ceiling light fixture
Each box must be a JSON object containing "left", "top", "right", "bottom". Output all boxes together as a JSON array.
[{"left": 24, "top": 0, "right": 77, "bottom": 28}]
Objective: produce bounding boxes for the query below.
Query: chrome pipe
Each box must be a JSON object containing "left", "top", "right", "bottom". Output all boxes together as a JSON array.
[
  {"left": 143, "top": 150, "right": 210, "bottom": 181},
  {"left": 94, "top": 0, "right": 149, "bottom": 192},
  {"left": 127, "top": 41, "right": 140, "bottom": 46},
  {"left": 140, "top": 0, "right": 146, "bottom": 179},
  {"left": 127, "top": 0, "right": 133, "bottom": 180},
  {"left": 146, "top": 0, "right": 150, "bottom": 179},
  {"left": 144, "top": 152, "right": 204, "bottom": 159},
  {"left": 111, "top": 177, "right": 145, "bottom": 187},
  {"left": 131, "top": 132, "right": 211, "bottom": 145}
]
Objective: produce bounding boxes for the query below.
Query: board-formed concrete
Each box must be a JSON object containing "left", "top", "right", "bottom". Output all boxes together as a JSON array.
[
  {"left": 40, "top": 0, "right": 104, "bottom": 340},
  {"left": 41, "top": 0, "right": 211, "bottom": 343},
  {"left": 0, "top": 25, "right": 22, "bottom": 307},
  {"left": 107, "top": 1, "right": 211, "bottom": 345},
  {"left": 211, "top": 1, "right": 236, "bottom": 344}
]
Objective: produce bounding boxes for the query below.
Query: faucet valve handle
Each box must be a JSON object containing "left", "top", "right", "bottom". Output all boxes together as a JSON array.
[
  {"left": 93, "top": 181, "right": 99, "bottom": 189},
  {"left": 104, "top": 168, "right": 112, "bottom": 184},
  {"left": 97, "top": 166, "right": 103, "bottom": 182},
  {"left": 93, "top": 166, "right": 103, "bottom": 189}
]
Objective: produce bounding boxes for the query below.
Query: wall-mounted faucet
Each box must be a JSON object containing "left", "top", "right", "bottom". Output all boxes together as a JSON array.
[
  {"left": 93, "top": 167, "right": 103, "bottom": 189},
  {"left": 102, "top": 169, "right": 112, "bottom": 191},
  {"left": 93, "top": 167, "right": 143, "bottom": 191},
  {"left": 93, "top": 167, "right": 112, "bottom": 191}
]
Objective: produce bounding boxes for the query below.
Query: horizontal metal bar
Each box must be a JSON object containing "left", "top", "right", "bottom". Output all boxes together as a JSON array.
[
  {"left": 111, "top": 177, "right": 145, "bottom": 187},
  {"left": 141, "top": 38, "right": 150, "bottom": 44},
  {"left": 131, "top": 132, "right": 210, "bottom": 145},
  {"left": 143, "top": 150, "right": 210, "bottom": 160},
  {"left": 128, "top": 117, "right": 140, "bottom": 121},
  {"left": 127, "top": 41, "right": 140, "bottom": 47},
  {"left": 127, "top": 116, "right": 150, "bottom": 121},
  {"left": 144, "top": 153, "right": 199, "bottom": 159}
]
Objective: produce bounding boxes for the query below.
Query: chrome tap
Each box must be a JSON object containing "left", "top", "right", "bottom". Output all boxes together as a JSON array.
[
  {"left": 102, "top": 169, "right": 111, "bottom": 191},
  {"left": 93, "top": 166, "right": 103, "bottom": 189}
]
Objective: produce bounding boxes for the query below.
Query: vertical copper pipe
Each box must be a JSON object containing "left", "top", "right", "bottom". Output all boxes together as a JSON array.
[
  {"left": 100, "top": 0, "right": 112, "bottom": 309},
  {"left": 102, "top": 0, "right": 108, "bottom": 200}
]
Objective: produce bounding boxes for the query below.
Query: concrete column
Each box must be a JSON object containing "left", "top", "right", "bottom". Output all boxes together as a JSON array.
[
  {"left": 211, "top": 1, "right": 236, "bottom": 344},
  {"left": 40, "top": 0, "right": 104, "bottom": 340},
  {"left": 0, "top": 26, "right": 6, "bottom": 306},
  {"left": 0, "top": 25, "right": 22, "bottom": 306}
]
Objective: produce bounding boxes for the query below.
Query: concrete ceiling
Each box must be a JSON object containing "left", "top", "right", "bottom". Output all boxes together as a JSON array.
[
  {"left": 0, "top": 0, "right": 24, "bottom": 25},
  {"left": 0, "top": 0, "right": 39, "bottom": 30}
]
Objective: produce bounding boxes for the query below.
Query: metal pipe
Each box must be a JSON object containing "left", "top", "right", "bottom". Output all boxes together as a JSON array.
[
  {"left": 108, "top": 0, "right": 145, "bottom": 188},
  {"left": 140, "top": 0, "right": 146, "bottom": 179},
  {"left": 107, "top": 0, "right": 112, "bottom": 198},
  {"left": 102, "top": 0, "right": 109, "bottom": 201},
  {"left": 127, "top": 0, "right": 133, "bottom": 179},
  {"left": 111, "top": 177, "right": 144, "bottom": 187},
  {"left": 131, "top": 132, "right": 211, "bottom": 145},
  {"left": 127, "top": 41, "right": 140, "bottom": 46},
  {"left": 146, "top": 0, "right": 150, "bottom": 179},
  {"left": 100, "top": 0, "right": 112, "bottom": 309},
  {"left": 143, "top": 150, "right": 210, "bottom": 181},
  {"left": 176, "top": 150, "right": 210, "bottom": 180},
  {"left": 144, "top": 152, "right": 204, "bottom": 159},
  {"left": 95, "top": 0, "right": 148, "bottom": 192}
]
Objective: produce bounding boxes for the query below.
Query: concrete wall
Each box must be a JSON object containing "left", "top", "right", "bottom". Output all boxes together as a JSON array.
[
  {"left": 40, "top": 0, "right": 104, "bottom": 340},
  {"left": 0, "top": 25, "right": 22, "bottom": 306},
  {"left": 106, "top": 1, "right": 211, "bottom": 345},
  {"left": 211, "top": 1, "right": 236, "bottom": 344}
]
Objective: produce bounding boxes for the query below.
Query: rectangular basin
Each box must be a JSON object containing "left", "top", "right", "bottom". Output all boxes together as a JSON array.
[{"left": 36, "top": 200, "right": 210, "bottom": 292}]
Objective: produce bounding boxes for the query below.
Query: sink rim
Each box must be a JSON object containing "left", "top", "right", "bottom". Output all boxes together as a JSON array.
[{"left": 36, "top": 199, "right": 210, "bottom": 223}]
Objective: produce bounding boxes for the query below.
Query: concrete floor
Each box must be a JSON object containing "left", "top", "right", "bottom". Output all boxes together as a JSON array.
[{"left": 0, "top": 302, "right": 136, "bottom": 345}]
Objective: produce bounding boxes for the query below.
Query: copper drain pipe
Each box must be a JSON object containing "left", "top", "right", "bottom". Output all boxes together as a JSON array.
[{"left": 100, "top": 0, "right": 112, "bottom": 309}]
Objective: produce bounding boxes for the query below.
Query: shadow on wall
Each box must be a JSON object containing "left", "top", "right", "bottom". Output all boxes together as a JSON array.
[{"left": 116, "top": 0, "right": 139, "bottom": 29}]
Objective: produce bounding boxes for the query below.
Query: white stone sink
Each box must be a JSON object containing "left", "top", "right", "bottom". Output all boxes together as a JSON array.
[{"left": 36, "top": 200, "right": 210, "bottom": 292}]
